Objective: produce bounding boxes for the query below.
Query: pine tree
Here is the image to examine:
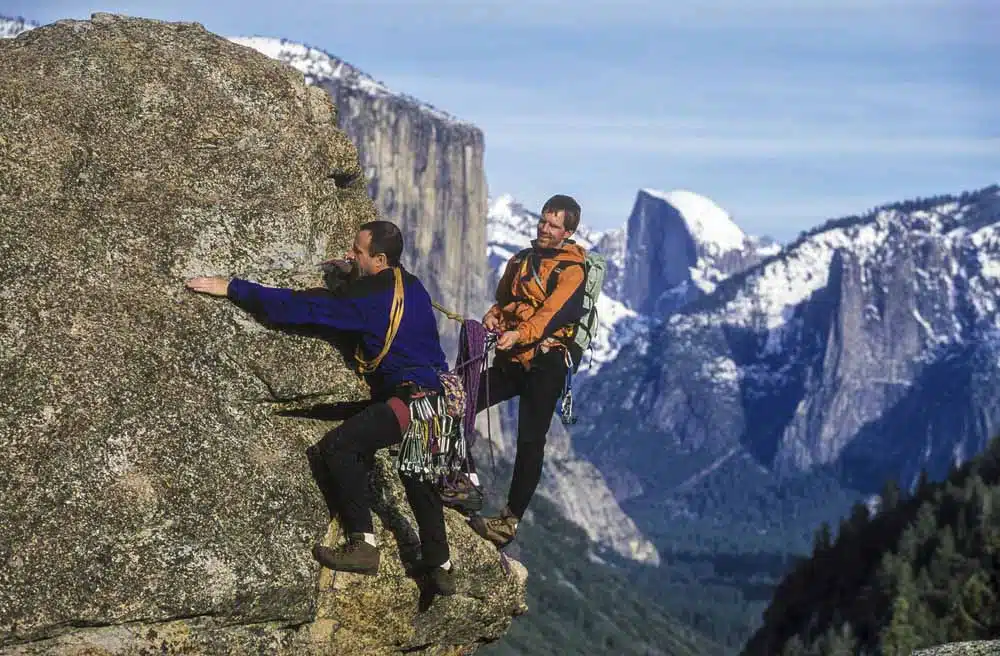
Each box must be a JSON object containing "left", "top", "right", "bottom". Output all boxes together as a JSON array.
[
  {"left": 879, "top": 563, "right": 920, "bottom": 656},
  {"left": 927, "top": 527, "right": 958, "bottom": 585},
  {"left": 813, "top": 522, "right": 833, "bottom": 554},
  {"left": 916, "top": 469, "right": 931, "bottom": 497},
  {"left": 953, "top": 570, "right": 994, "bottom": 639},
  {"left": 817, "top": 623, "right": 857, "bottom": 656},
  {"left": 879, "top": 478, "right": 902, "bottom": 512},
  {"left": 781, "top": 634, "right": 807, "bottom": 656}
]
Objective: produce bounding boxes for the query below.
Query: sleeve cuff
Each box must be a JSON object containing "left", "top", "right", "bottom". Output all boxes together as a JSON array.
[{"left": 226, "top": 278, "right": 252, "bottom": 303}]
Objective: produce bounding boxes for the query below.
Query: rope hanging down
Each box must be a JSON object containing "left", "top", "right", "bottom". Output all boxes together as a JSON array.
[{"left": 432, "top": 302, "right": 499, "bottom": 473}]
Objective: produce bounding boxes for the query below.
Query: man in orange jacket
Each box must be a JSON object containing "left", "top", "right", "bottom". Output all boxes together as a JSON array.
[{"left": 467, "top": 194, "right": 587, "bottom": 548}]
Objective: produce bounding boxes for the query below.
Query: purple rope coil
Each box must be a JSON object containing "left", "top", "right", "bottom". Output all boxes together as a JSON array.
[{"left": 452, "top": 319, "right": 489, "bottom": 441}]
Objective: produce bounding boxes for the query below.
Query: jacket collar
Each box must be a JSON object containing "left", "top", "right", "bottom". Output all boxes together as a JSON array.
[{"left": 529, "top": 238, "right": 582, "bottom": 260}]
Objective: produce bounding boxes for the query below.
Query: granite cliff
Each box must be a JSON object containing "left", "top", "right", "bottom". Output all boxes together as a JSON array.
[{"left": 0, "top": 14, "right": 523, "bottom": 654}]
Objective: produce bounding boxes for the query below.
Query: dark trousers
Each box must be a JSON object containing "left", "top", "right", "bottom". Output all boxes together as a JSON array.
[
  {"left": 309, "top": 401, "right": 449, "bottom": 567},
  {"left": 469, "top": 349, "right": 568, "bottom": 518}
]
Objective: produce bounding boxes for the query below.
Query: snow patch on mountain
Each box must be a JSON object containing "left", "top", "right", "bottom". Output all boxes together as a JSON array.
[
  {"left": 674, "top": 186, "right": 1000, "bottom": 396},
  {"left": 640, "top": 188, "right": 747, "bottom": 255},
  {"left": 228, "top": 36, "right": 473, "bottom": 126},
  {"left": 1, "top": 16, "right": 36, "bottom": 38}
]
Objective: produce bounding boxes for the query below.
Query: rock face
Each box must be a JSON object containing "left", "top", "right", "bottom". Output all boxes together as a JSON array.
[
  {"left": 229, "top": 37, "right": 490, "bottom": 354},
  {"left": 914, "top": 640, "right": 1000, "bottom": 656},
  {"left": 0, "top": 14, "right": 523, "bottom": 654}
]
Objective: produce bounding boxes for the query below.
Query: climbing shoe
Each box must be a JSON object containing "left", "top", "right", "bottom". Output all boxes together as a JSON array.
[
  {"left": 468, "top": 507, "right": 518, "bottom": 549},
  {"left": 427, "top": 565, "right": 457, "bottom": 596},
  {"left": 312, "top": 533, "right": 380, "bottom": 575},
  {"left": 438, "top": 473, "right": 484, "bottom": 515}
]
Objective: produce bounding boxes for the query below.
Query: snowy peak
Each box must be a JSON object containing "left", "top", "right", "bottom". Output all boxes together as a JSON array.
[
  {"left": 486, "top": 194, "right": 537, "bottom": 272},
  {"left": 228, "top": 36, "right": 472, "bottom": 127},
  {"left": 638, "top": 188, "right": 748, "bottom": 255},
  {"left": 1, "top": 16, "right": 36, "bottom": 38},
  {"left": 673, "top": 184, "right": 1000, "bottom": 385},
  {"left": 623, "top": 188, "right": 764, "bottom": 315}
]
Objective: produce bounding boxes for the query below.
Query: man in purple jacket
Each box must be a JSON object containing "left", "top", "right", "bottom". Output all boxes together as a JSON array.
[{"left": 185, "top": 221, "right": 455, "bottom": 595}]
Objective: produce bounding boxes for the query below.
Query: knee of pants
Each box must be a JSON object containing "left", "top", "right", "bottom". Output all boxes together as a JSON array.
[
  {"left": 516, "top": 429, "right": 548, "bottom": 451},
  {"left": 316, "top": 425, "right": 354, "bottom": 459}
]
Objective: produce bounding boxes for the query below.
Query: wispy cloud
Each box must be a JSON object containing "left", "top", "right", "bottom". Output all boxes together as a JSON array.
[
  {"left": 489, "top": 132, "right": 1000, "bottom": 158},
  {"left": 382, "top": 70, "right": 996, "bottom": 160}
]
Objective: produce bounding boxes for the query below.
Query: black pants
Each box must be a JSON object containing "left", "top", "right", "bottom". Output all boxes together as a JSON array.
[
  {"left": 309, "top": 401, "right": 449, "bottom": 567},
  {"left": 469, "top": 349, "right": 569, "bottom": 518}
]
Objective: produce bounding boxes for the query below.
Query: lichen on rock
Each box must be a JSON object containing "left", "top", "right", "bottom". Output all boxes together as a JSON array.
[{"left": 0, "top": 13, "right": 524, "bottom": 654}]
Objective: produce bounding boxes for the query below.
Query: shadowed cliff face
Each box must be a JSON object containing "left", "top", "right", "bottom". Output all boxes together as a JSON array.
[{"left": 0, "top": 14, "right": 524, "bottom": 654}]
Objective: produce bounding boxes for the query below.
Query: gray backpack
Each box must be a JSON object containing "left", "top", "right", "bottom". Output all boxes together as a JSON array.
[{"left": 571, "top": 251, "right": 607, "bottom": 354}]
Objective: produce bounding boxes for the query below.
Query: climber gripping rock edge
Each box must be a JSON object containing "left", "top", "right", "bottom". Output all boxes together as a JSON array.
[{"left": 185, "top": 220, "right": 460, "bottom": 597}]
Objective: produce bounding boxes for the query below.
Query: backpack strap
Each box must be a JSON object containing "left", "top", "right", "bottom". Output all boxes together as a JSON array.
[
  {"left": 545, "top": 260, "right": 583, "bottom": 296},
  {"left": 355, "top": 267, "right": 405, "bottom": 375}
]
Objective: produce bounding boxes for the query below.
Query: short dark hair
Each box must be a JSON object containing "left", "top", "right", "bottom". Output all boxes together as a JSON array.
[
  {"left": 359, "top": 220, "right": 403, "bottom": 266},
  {"left": 541, "top": 194, "right": 581, "bottom": 232}
]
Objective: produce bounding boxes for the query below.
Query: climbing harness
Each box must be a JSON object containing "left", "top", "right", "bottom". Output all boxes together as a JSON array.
[
  {"left": 393, "top": 301, "right": 500, "bottom": 485},
  {"left": 430, "top": 304, "right": 501, "bottom": 478}
]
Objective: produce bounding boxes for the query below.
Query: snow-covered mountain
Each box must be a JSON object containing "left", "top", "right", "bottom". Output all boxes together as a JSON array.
[
  {"left": 575, "top": 184, "right": 1000, "bottom": 515},
  {"left": 622, "top": 188, "right": 778, "bottom": 317},
  {"left": 228, "top": 37, "right": 472, "bottom": 128}
]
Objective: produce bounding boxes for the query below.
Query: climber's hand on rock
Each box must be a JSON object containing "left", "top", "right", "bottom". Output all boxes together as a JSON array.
[
  {"left": 496, "top": 330, "right": 519, "bottom": 351},
  {"left": 185, "top": 276, "right": 231, "bottom": 297}
]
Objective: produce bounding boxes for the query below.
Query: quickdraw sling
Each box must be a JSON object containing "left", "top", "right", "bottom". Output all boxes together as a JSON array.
[{"left": 394, "top": 374, "right": 467, "bottom": 482}]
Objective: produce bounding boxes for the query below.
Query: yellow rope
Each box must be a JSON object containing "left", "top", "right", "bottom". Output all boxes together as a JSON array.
[{"left": 355, "top": 267, "right": 405, "bottom": 374}]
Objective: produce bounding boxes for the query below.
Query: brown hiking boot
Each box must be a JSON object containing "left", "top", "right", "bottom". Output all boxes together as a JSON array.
[
  {"left": 312, "top": 533, "right": 380, "bottom": 575},
  {"left": 438, "top": 473, "right": 484, "bottom": 515},
  {"left": 468, "top": 507, "right": 519, "bottom": 548}
]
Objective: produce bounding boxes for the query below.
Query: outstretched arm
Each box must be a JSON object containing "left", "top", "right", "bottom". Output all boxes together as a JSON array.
[{"left": 185, "top": 276, "right": 365, "bottom": 332}]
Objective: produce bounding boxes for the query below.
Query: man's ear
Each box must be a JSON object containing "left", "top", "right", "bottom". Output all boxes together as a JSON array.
[{"left": 375, "top": 252, "right": 388, "bottom": 268}]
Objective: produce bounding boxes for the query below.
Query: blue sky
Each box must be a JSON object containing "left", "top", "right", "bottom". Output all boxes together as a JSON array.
[{"left": 6, "top": 0, "right": 997, "bottom": 240}]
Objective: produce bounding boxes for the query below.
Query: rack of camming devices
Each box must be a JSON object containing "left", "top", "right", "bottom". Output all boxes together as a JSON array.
[{"left": 395, "top": 392, "right": 467, "bottom": 481}]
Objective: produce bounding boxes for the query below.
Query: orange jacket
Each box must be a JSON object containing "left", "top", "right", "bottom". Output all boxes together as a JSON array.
[{"left": 485, "top": 240, "right": 587, "bottom": 368}]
